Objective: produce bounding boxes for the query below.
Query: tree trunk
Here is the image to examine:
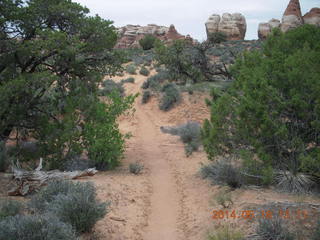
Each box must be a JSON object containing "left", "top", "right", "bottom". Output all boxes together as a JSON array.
[{"left": 8, "top": 158, "right": 98, "bottom": 196}]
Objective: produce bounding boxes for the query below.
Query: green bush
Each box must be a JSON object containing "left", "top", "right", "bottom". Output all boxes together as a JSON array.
[
  {"left": 155, "top": 39, "right": 232, "bottom": 83},
  {"left": 159, "top": 83, "right": 180, "bottom": 111},
  {"left": 214, "top": 189, "right": 233, "bottom": 208},
  {"left": 30, "top": 180, "right": 108, "bottom": 233},
  {"left": 208, "top": 225, "right": 244, "bottom": 240},
  {"left": 202, "top": 25, "right": 320, "bottom": 191},
  {"left": 161, "top": 121, "right": 201, "bottom": 156},
  {"left": 313, "top": 220, "right": 320, "bottom": 240},
  {"left": 121, "top": 77, "right": 135, "bottom": 84},
  {"left": 275, "top": 171, "right": 315, "bottom": 193},
  {"left": 0, "top": 199, "right": 23, "bottom": 220},
  {"left": 200, "top": 160, "right": 242, "bottom": 188},
  {"left": 129, "top": 162, "right": 144, "bottom": 175},
  {"left": 139, "top": 34, "right": 157, "bottom": 50},
  {"left": 63, "top": 156, "right": 93, "bottom": 171},
  {"left": 256, "top": 217, "right": 295, "bottom": 240},
  {"left": 142, "top": 91, "right": 151, "bottom": 104},
  {"left": 83, "top": 96, "right": 135, "bottom": 170},
  {"left": 0, "top": 214, "right": 77, "bottom": 240},
  {"left": 139, "top": 66, "right": 150, "bottom": 76},
  {"left": 99, "top": 79, "right": 124, "bottom": 96},
  {"left": 208, "top": 32, "right": 227, "bottom": 44},
  {"left": 0, "top": 141, "right": 8, "bottom": 172},
  {"left": 126, "top": 64, "right": 137, "bottom": 74},
  {"left": 0, "top": 0, "right": 130, "bottom": 171}
]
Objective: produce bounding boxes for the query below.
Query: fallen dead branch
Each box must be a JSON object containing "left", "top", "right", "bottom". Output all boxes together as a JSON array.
[{"left": 8, "top": 158, "right": 98, "bottom": 196}]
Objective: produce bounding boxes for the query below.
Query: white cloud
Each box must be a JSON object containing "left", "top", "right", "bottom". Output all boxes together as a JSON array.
[{"left": 73, "top": 0, "right": 320, "bottom": 40}]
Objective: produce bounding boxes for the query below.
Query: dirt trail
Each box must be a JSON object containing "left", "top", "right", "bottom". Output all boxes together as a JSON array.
[{"left": 126, "top": 75, "right": 180, "bottom": 239}]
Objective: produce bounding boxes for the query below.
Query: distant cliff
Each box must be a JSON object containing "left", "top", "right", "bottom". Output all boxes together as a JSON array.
[
  {"left": 258, "top": 0, "right": 320, "bottom": 40},
  {"left": 115, "top": 24, "right": 193, "bottom": 49}
]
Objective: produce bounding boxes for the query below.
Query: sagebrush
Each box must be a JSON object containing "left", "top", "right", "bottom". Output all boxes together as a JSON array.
[{"left": 0, "top": 214, "right": 76, "bottom": 240}]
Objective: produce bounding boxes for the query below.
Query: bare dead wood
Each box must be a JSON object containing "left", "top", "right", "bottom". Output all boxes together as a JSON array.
[
  {"left": 110, "top": 216, "right": 126, "bottom": 222},
  {"left": 8, "top": 158, "right": 98, "bottom": 196}
]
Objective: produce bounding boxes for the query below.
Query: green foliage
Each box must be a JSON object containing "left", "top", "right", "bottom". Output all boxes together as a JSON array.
[
  {"left": 161, "top": 121, "right": 201, "bottom": 156},
  {"left": 208, "top": 32, "right": 227, "bottom": 44},
  {"left": 208, "top": 225, "right": 244, "bottom": 240},
  {"left": 0, "top": 141, "right": 8, "bottom": 172},
  {"left": 0, "top": 199, "right": 23, "bottom": 221},
  {"left": 159, "top": 83, "right": 180, "bottom": 111},
  {"left": 83, "top": 95, "right": 135, "bottom": 170},
  {"left": 142, "top": 90, "right": 151, "bottom": 104},
  {"left": 261, "top": 165, "right": 275, "bottom": 186},
  {"left": 313, "top": 220, "right": 320, "bottom": 240},
  {"left": 256, "top": 217, "right": 295, "bottom": 240},
  {"left": 139, "top": 66, "right": 150, "bottom": 76},
  {"left": 155, "top": 40, "right": 231, "bottom": 83},
  {"left": 202, "top": 25, "right": 320, "bottom": 190},
  {"left": 0, "top": 0, "right": 131, "bottom": 170},
  {"left": 200, "top": 160, "right": 242, "bottom": 188},
  {"left": 0, "top": 214, "right": 77, "bottom": 240},
  {"left": 30, "top": 180, "right": 108, "bottom": 234},
  {"left": 99, "top": 79, "right": 125, "bottom": 96},
  {"left": 121, "top": 77, "right": 135, "bottom": 84},
  {"left": 126, "top": 64, "right": 137, "bottom": 74},
  {"left": 141, "top": 69, "right": 170, "bottom": 91},
  {"left": 129, "top": 162, "right": 144, "bottom": 175},
  {"left": 139, "top": 34, "right": 158, "bottom": 50},
  {"left": 275, "top": 171, "right": 315, "bottom": 193},
  {"left": 214, "top": 189, "right": 233, "bottom": 208}
]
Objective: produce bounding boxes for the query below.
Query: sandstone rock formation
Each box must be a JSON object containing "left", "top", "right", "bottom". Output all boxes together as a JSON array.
[
  {"left": 205, "top": 13, "right": 247, "bottom": 40},
  {"left": 115, "top": 24, "right": 188, "bottom": 49},
  {"left": 258, "top": 0, "right": 320, "bottom": 40},
  {"left": 303, "top": 8, "right": 320, "bottom": 27},
  {"left": 281, "top": 0, "right": 303, "bottom": 32},
  {"left": 258, "top": 19, "right": 281, "bottom": 40}
]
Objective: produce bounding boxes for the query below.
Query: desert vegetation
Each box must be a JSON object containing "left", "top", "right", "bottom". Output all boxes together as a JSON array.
[
  {"left": 202, "top": 25, "right": 320, "bottom": 194},
  {"left": 1, "top": 0, "right": 320, "bottom": 239}
]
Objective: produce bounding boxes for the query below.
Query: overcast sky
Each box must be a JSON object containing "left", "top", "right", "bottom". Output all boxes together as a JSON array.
[{"left": 73, "top": 0, "right": 319, "bottom": 40}]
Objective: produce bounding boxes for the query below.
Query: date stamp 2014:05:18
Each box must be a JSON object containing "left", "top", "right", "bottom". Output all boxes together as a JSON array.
[{"left": 212, "top": 209, "right": 311, "bottom": 221}]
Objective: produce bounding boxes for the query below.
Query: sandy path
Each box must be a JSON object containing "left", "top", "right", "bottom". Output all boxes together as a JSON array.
[
  {"left": 124, "top": 74, "right": 180, "bottom": 239},
  {"left": 137, "top": 104, "right": 180, "bottom": 239}
]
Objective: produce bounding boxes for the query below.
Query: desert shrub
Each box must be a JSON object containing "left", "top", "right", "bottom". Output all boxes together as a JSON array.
[
  {"left": 0, "top": 141, "right": 8, "bottom": 172},
  {"left": 214, "top": 189, "right": 233, "bottom": 208},
  {"left": 0, "top": 214, "right": 76, "bottom": 240},
  {"left": 47, "top": 191, "right": 107, "bottom": 233},
  {"left": 139, "top": 66, "right": 150, "bottom": 76},
  {"left": 162, "top": 121, "right": 201, "bottom": 156},
  {"left": 29, "top": 180, "right": 80, "bottom": 211},
  {"left": 142, "top": 70, "right": 170, "bottom": 91},
  {"left": 275, "top": 171, "right": 315, "bottom": 193},
  {"left": 0, "top": 199, "right": 23, "bottom": 220},
  {"left": 63, "top": 156, "right": 93, "bottom": 171},
  {"left": 141, "top": 80, "right": 150, "bottom": 89},
  {"left": 208, "top": 225, "right": 244, "bottom": 240},
  {"left": 313, "top": 220, "right": 320, "bottom": 240},
  {"left": 126, "top": 64, "right": 137, "bottom": 74},
  {"left": 201, "top": 161, "right": 242, "bottom": 188},
  {"left": 0, "top": 0, "right": 131, "bottom": 171},
  {"left": 155, "top": 39, "right": 232, "bottom": 84},
  {"left": 30, "top": 180, "right": 107, "bottom": 233},
  {"left": 159, "top": 83, "right": 180, "bottom": 111},
  {"left": 121, "top": 77, "right": 135, "bottom": 84},
  {"left": 129, "top": 162, "right": 144, "bottom": 175},
  {"left": 208, "top": 32, "right": 227, "bottom": 44},
  {"left": 99, "top": 79, "right": 125, "bottom": 96},
  {"left": 142, "top": 91, "right": 151, "bottom": 104},
  {"left": 139, "top": 34, "right": 157, "bottom": 50},
  {"left": 202, "top": 25, "right": 320, "bottom": 192},
  {"left": 256, "top": 217, "right": 295, "bottom": 240}
]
